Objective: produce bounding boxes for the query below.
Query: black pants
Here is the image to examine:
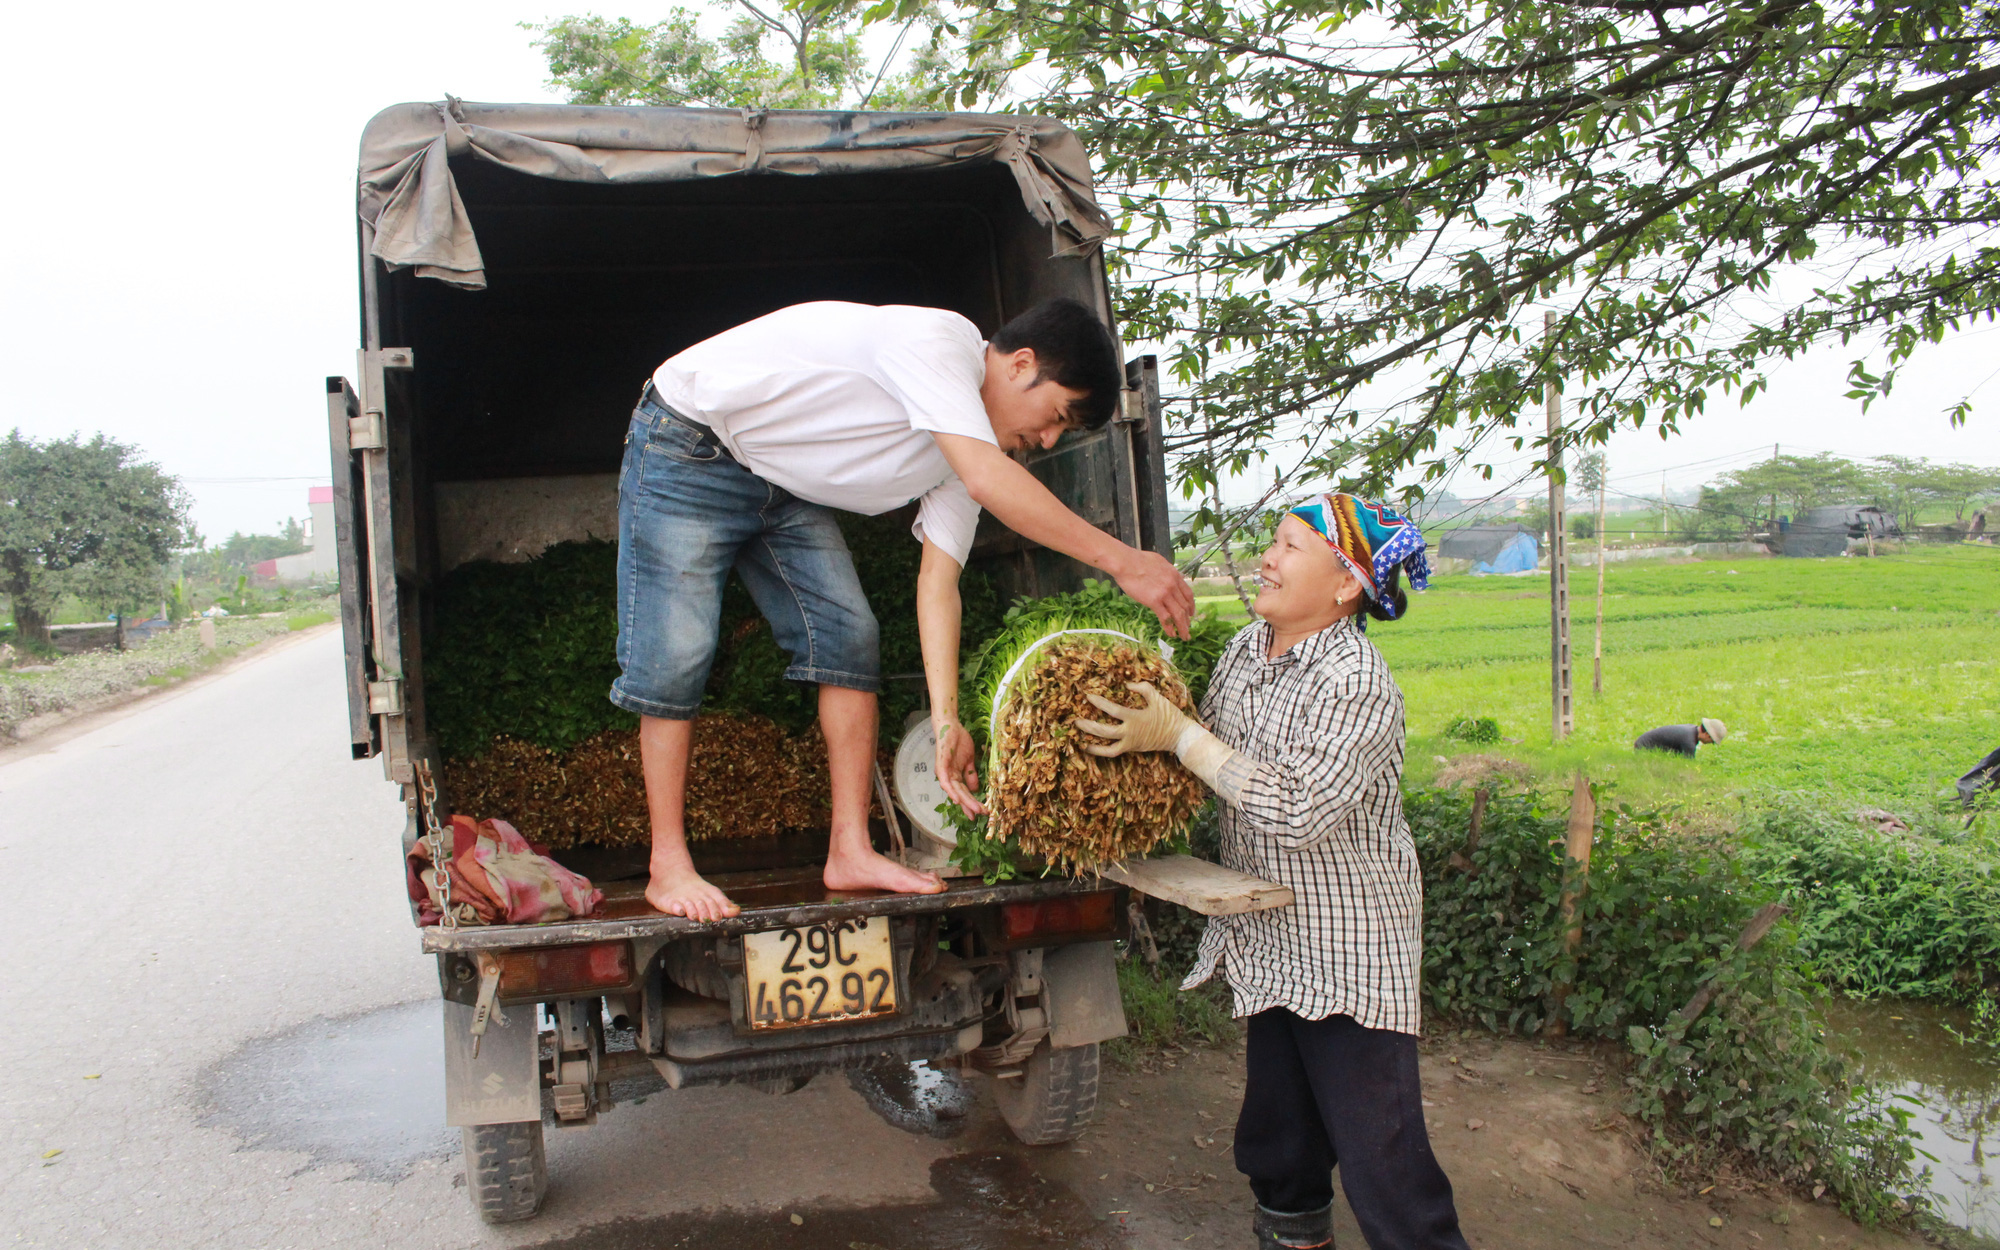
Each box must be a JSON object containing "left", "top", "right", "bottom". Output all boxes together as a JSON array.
[{"left": 1234, "top": 1008, "right": 1470, "bottom": 1250}]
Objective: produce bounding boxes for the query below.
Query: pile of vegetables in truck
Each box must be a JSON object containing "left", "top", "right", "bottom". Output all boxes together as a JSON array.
[{"left": 424, "top": 515, "right": 1005, "bottom": 847}]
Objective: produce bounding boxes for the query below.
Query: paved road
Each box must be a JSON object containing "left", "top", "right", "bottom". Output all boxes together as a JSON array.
[{"left": 1, "top": 629, "right": 1089, "bottom": 1249}]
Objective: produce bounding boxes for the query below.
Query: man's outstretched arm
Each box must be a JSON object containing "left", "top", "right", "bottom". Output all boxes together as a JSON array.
[
  {"left": 930, "top": 431, "right": 1194, "bottom": 638},
  {"left": 916, "top": 538, "right": 984, "bottom": 815}
]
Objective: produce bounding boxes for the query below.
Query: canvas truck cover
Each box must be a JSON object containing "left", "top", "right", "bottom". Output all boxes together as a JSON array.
[{"left": 357, "top": 98, "right": 1117, "bottom": 289}]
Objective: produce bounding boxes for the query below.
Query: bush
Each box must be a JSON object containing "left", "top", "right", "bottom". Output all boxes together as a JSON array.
[
  {"left": 1736, "top": 801, "right": 2000, "bottom": 1003},
  {"left": 1410, "top": 785, "right": 1921, "bottom": 1221},
  {"left": 1442, "top": 714, "right": 1501, "bottom": 744}
]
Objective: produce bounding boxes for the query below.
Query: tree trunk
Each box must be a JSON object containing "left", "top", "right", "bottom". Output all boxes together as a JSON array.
[
  {"left": 11, "top": 597, "right": 51, "bottom": 651},
  {"left": 1218, "top": 525, "right": 1256, "bottom": 618}
]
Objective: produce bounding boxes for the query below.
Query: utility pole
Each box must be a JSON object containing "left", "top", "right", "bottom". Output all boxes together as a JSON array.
[
  {"left": 1546, "top": 312, "right": 1573, "bottom": 741},
  {"left": 1769, "top": 443, "right": 1779, "bottom": 532},
  {"left": 1593, "top": 455, "right": 1607, "bottom": 696}
]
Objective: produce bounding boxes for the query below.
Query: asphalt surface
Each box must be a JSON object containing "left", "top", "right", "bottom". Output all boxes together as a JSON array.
[{"left": 0, "top": 628, "right": 1092, "bottom": 1249}]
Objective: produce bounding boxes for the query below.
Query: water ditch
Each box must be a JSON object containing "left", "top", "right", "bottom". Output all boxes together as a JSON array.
[{"left": 1823, "top": 998, "right": 1999, "bottom": 1240}]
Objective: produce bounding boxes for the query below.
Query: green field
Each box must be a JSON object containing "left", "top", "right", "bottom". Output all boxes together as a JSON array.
[{"left": 1199, "top": 545, "right": 2000, "bottom": 810}]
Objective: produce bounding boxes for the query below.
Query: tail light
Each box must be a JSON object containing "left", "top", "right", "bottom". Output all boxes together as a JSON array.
[
  {"left": 1000, "top": 891, "right": 1119, "bottom": 945},
  {"left": 497, "top": 941, "right": 633, "bottom": 998}
]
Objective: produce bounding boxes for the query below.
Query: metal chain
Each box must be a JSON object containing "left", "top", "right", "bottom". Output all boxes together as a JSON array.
[{"left": 414, "top": 759, "right": 459, "bottom": 930}]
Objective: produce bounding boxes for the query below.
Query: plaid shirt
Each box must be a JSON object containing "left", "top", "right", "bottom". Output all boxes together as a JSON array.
[{"left": 1180, "top": 616, "right": 1424, "bottom": 1035}]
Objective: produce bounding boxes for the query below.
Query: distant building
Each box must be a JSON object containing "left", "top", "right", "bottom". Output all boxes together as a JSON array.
[{"left": 255, "top": 487, "right": 338, "bottom": 584}]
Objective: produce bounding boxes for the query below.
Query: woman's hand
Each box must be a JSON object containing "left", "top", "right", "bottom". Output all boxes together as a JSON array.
[
  {"left": 1074, "top": 681, "right": 1193, "bottom": 756},
  {"left": 933, "top": 717, "right": 986, "bottom": 816}
]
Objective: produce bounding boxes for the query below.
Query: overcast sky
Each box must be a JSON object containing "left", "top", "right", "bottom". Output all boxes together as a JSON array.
[{"left": 3, "top": 1, "right": 1993, "bottom": 541}]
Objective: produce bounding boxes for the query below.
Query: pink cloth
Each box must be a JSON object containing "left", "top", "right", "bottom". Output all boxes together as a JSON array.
[{"left": 408, "top": 815, "right": 602, "bottom": 926}]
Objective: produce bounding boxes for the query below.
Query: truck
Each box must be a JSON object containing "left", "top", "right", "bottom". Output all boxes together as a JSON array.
[{"left": 327, "top": 100, "right": 1178, "bottom": 1223}]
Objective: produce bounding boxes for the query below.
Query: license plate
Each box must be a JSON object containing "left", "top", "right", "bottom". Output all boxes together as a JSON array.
[{"left": 741, "top": 916, "right": 898, "bottom": 1030}]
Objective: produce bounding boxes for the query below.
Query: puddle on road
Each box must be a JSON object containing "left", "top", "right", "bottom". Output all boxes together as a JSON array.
[
  {"left": 846, "top": 1062, "right": 975, "bottom": 1138},
  {"left": 195, "top": 999, "right": 456, "bottom": 1182},
  {"left": 1823, "top": 997, "right": 2000, "bottom": 1238},
  {"left": 522, "top": 1152, "right": 1115, "bottom": 1250}
]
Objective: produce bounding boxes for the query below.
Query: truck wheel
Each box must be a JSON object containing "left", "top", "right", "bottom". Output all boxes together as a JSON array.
[
  {"left": 993, "top": 1042, "right": 1099, "bottom": 1146},
  {"left": 462, "top": 1121, "right": 547, "bottom": 1224}
]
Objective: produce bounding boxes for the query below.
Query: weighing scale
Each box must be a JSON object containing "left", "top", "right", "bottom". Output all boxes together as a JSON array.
[{"left": 889, "top": 710, "right": 961, "bottom": 871}]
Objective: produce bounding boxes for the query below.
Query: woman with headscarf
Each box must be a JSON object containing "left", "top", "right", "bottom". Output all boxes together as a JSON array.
[{"left": 1077, "top": 493, "right": 1468, "bottom": 1250}]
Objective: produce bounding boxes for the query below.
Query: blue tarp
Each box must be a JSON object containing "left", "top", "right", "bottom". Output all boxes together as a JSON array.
[{"left": 1473, "top": 532, "right": 1539, "bottom": 575}]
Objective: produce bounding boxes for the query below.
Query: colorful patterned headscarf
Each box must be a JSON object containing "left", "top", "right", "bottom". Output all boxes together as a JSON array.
[{"left": 1286, "top": 493, "right": 1432, "bottom": 619}]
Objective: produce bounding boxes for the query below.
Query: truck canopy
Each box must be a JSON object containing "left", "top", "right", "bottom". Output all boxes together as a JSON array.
[{"left": 358, "top": 99, "right": 1115, "bottom": 291}]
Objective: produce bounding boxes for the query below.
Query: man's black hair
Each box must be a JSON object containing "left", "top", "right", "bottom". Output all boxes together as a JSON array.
[{"left": 990, "top": 298, "right": 1124, "bottom": 430}]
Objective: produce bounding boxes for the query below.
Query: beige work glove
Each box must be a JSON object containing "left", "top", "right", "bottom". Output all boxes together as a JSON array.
[
  {"left": 1076, "top": 682, "right": 1253, "bottom": 805},
  {"left": 1076, "top": 681, "right": 1190, "bottom": 756}
]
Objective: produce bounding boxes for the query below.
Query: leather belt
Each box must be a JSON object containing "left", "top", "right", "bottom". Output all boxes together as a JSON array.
[{"left": 643, "top": 383, "right": 740, "bottom": 465}]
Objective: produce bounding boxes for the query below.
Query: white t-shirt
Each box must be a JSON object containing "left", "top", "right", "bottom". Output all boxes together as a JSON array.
[{"left": 650, "top": 302, "right": 996, "bottom": 566}]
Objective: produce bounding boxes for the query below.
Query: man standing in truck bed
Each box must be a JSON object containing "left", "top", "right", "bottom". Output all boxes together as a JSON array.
[{"left": 612, "top": 298, "right": 1193, "bottom": 920}]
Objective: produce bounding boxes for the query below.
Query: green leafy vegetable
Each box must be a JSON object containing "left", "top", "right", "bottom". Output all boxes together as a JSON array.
[{"left": 425, "top": 513, "right": 1006, "bottom": 762}]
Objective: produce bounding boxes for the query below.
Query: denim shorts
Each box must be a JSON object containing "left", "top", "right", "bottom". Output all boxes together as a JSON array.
[{"left": 609, "top": 395, "right": 880, "bottom": 720}]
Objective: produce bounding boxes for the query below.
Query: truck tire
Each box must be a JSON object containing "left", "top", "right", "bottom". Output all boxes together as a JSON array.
[
  {"left": 993, "top": 1041, "right": 1099, "bottom": 1146},
  {"left": 462, "top": 1121, "right": 547, "bottom": 1224}
]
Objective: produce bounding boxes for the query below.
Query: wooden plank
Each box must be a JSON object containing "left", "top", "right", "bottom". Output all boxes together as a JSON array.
[{"left": 1100, "top": 854, "right": 1295, "bottom": 916}]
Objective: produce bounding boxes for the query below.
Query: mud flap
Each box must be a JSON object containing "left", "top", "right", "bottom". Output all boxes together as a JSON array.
[
  {"left": 1043, "top": 941, "right": 1127, "bottom": 1048},
  {"left": 443, "top": 998, "right": 541, "bottom": 1126}
]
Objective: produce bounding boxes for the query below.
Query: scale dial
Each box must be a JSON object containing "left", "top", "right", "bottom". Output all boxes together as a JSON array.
[{"left": 890, "top": 714, "right": 952, "bottom": 846}]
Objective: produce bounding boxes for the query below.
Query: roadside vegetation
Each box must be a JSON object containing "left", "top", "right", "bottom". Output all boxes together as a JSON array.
[
  {"left": 1739, "top": 805, "right": 2000, "bottom": 1012},
  {"left": 0, "top": 599, "right": 336, "bottom": 741},
  {"left": 1411, "top": 785, "right": 1993, "bottom": 1227}
]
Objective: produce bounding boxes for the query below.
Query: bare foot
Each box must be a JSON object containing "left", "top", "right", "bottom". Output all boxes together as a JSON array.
[
  {"left": 646, "top": 863, "right": 741, "bottom": 921},
  {"left": 823, "top": 845, "right": 946, "bottom": 895}
]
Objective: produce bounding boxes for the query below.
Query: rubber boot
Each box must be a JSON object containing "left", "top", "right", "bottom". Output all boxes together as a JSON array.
[{"left": 1253, "top": 1201, "right": 1335, "bottom": 1249}]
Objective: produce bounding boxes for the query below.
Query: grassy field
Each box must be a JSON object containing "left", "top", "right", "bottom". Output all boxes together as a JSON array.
[{"left": 1197, "top": 544, "right": 2000, "bottom": 811}]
